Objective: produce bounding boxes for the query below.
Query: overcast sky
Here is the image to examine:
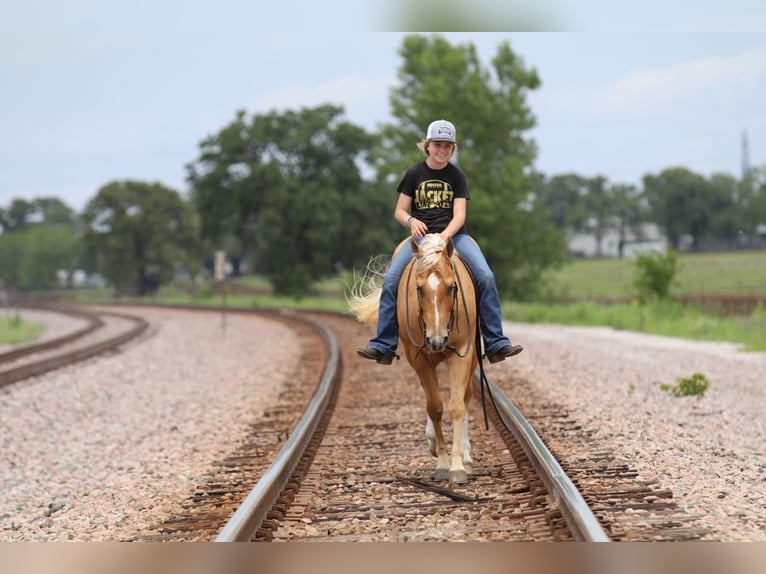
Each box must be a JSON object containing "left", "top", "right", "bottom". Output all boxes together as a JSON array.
[{"left": 3, "top": 1, "right": 766, "bottom": 211}]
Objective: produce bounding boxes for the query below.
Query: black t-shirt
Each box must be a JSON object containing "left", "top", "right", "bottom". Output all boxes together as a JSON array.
[{"left": 396, "top": 161, "right": 470, "bottom": 235}]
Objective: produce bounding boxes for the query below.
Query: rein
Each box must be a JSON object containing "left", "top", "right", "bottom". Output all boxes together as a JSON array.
[
  {"left": 403, "top": 258, "right": 427, "bottom": 357},
  {"left": 445, "top": 256, "right": 473, "bottom": 358},
  {"left": 402, "top": 246, "right": 512, "bottom": 434},
  {"left": 403, "top": 253, "right": 474, "bottom": 359},
  {"left": 456, "top": 255, "right": 513, "bottom": 435}
]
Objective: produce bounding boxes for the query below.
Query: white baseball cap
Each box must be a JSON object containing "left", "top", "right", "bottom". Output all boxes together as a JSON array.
[{"left": 425, "top": 119, "right": 456, "bottom": 142}]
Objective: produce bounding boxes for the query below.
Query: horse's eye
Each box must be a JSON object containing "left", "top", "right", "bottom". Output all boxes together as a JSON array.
[
  {"left": 447, "top": 283, "right": 457, "bottom": 293},
  {"left": 416, "top": 286, "right": 423, "bottom": 295}
]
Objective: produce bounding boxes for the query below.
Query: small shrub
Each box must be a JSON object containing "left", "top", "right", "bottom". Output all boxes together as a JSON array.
[
  {"left": 660, "top": 372, "right": 711, "bottom": 397},
  {"left": 633, "top": 248, "right": 680, "bottom": 304},
  {"left": 10, "top": 311, "right": 22, "bottom": 327}
]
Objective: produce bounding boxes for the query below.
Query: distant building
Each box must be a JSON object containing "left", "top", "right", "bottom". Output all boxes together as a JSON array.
[
  {"left": 568, "top": 223, "right": 667, "bottom": 258},
  {"left": 56, "top": 270, "right": 107, "bottom": 288}
]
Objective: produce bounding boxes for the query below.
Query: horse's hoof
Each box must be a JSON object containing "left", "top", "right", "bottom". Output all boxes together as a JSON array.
[
  {"left": 450, "top": 469, "right": 469, "bottom": 484},
  {"left": 434, "top": 468, "right": 450, "bottom": 481},
  {"left": 463, "top": 461, "right": 474, "bottom": 475}
]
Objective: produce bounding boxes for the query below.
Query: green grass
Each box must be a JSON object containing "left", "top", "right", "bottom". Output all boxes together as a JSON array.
[
  {"left": 531, "top": 250, "right": 766, "bottom": 350},
  {"left": 149, "top": 278, "right": 766, "bottom": 352},
  {"left": 61, "top": 249, "right": 766, "bottom": 353},
  {"left": 158, "top": 291, "right": 350, "bottom": 313},
  {"left": 0, "top": 311, "right": 44, "bottom": 346},
  {"left": 504, "top": 300, "right": 766, "bottom": 352},
  {"left": 547, "top": 250, "right": 766, "bottom": 299}
]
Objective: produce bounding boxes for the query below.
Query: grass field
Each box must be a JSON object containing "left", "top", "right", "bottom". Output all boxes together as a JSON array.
[
  {"left": 222, "top": 250, "right": 766, "bottom": 301},
  {"left": 0, "top": 311, "right": 44, "bottom": 346},
  {"left": 521, "top": 250, "right": 766, "bottom": 351},
  {"left": 545, "top": 250, "right": 766, "bottom": 299},
  {"left": 13, "top": 249, "right": 766, "bottom": 352}
]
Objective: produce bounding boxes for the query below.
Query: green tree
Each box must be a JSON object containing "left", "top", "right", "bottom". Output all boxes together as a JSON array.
[
  {"left": 30, "top": 197, "right": 77, "bottom": 227},
  {"left": 643, "top": 167, "right": 711, "bottom": 251},
  {"left": 707, "top": 172, "right": 740, "bottom": 249},
  {"left": 582, "top": 175, "right": 612, "bottom": 257},
  {"left": 0, "top": 232, "right": 23, "bottom": 287},
  {"left": 2, "top": 198, "right": 36, "bottom": 231},
  {"left": 188, "top": 105, "right": 392, "bottom": 296},
  {"left": 534, "top": 173, "right": 589, "bottom": 231},
  {"left": 741, "top": 166, "right": 766, "bottom": 240},
  {"left": 186, "top": 110, "right": 259, "bottom": 268},
  {"left": 19, "top": 226, "right": 80, "bottom": 289},
  {"left": 610, "top": 183, "right": 646, "bottom": 258},
  {"left": 376, "top": 34, "right": 566, "bottom": 300},
  {"left": 0, "top": 197, "right": 81, "bottom": 290},
  {"left": 81, "top": 180, "right": 200, "bottom": 295},
  {"left": 535, "top": 176, "right": 646, "bottom": 258}
]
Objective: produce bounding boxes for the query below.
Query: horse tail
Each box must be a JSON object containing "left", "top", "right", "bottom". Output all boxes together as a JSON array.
[{"left": 346, "top": 255, "right": 389, "bottom": 329}]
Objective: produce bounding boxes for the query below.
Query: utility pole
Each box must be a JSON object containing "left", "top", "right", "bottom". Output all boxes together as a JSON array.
[{"left": 742, "top": 130, "right": 751, "bottom": 180}]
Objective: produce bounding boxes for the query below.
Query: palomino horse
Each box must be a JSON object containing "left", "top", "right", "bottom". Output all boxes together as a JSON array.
[{"left": 350, "top": 234, "right": 479, "bottom": 483}]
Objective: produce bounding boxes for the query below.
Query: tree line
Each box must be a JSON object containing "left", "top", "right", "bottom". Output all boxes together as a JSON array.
[
  {"left": 537, "top": 167, "right": 766, "bottom": 257},
  {"left": 2, "top": 35, "right": 765, "bottom": 300}
]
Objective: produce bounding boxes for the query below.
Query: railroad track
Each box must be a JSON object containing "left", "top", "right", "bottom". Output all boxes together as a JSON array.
[
  {"left": 210, "top": 311, "right": 603, "bottom": 542},
  {"left": 0, "top": 303, "right": 149, "bottom": 389},
  {"left": 8, "top": 302, "right": 710, "bottom": 541},
  {"left": 127, "top": 305, "right": 712, "bottom": 543}
]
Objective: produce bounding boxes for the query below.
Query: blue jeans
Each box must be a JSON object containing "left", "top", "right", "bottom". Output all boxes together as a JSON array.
[{"left": 367, "top": 234, "right": 511, "bottom": 357}]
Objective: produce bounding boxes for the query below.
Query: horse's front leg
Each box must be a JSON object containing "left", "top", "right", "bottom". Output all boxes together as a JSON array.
[
  {"left": 460, "top": 368, "right": 474, "bottom": 475},
  {"left": 417, "top": 368, "right": 450, "bottom": 480},
  {"left": 425, "top": 417, "right": 451, "bottom": 481},
  {"left": 447, "top": 406, "right": 469, "bottom": 484},
  {"left": 460, "top": 411, "right": 473, "bottom": 475},
  {"left": 446, "top": 361, "right": 475, "bottom": 484}
]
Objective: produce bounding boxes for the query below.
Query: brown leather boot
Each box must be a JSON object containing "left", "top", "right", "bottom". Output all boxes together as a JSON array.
[
  {"left": 486, "top": 344, "right": 523, "bottom": 363},
  {"left": 356, "top": 347, "right": 397, "bottom": 365}
]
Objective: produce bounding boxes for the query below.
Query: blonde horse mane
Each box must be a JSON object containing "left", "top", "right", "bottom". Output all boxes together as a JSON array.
[
  {"left": 347, "top": 234, "right": 449, "bottom": 329},
  {"left": 346, "top": 254, "right": 389, "bottom": 328},
  {"left": 415, "top": 234, "right": 447, "bottom": 270}
]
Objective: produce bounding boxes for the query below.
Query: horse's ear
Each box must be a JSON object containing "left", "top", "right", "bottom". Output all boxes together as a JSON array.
[
  {"left": 445, "top": 236, "right": 454, "bottom": 257},
  {"left": 410, "top": 237, "right": 419, "bottom": 254}
]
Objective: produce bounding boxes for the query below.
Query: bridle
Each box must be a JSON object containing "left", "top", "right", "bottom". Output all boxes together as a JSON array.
[
  {"left": 403, "top": 253, "right": 475, "bottom": 359},
  {"left": 401, "top": 247, "right": 508, "bottom": 434}
]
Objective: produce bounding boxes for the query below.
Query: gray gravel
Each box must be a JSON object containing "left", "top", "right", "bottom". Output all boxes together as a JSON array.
[
  {"left": 1, "top": 308, "right": 763, "bottom": 541},
  {"left": 0, "top": 308, "right": 90, "bottom": 352},
  {"left": 1, "top": 307, "right": 296, "bottom": 541},
  {"left": 502, "top": 321, "right": 765, "bottom": 541}
]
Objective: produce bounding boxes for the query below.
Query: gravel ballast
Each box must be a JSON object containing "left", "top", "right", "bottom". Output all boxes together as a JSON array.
[
  {"left": 1, "top": 307, "right": 297, "bottom": 541},
  {"left": 502, "top": 321, "right": 765, "bottom": 541},
  {"left": 1, "top": 307, "right": 763, "bottom": 541}
]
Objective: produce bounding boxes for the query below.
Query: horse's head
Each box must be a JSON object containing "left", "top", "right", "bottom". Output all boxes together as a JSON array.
[{"left": 410, "top": 234, "right": 458, "bottom": 353}]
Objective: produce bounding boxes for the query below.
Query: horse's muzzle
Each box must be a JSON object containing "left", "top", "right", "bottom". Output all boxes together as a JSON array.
[{"left": 425, "top": 335, "right": 449, "bottom": 353}]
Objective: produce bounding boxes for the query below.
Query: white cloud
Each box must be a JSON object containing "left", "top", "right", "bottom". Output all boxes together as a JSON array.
[
  {"left": 249, "top": 73, "right": 394, "bottom": 128},
  {"left": 541, "top": 45, "right": 766, "bottom": 119},
  {"left": 600, "top": 46, "right": 766, "bottom": 113}
]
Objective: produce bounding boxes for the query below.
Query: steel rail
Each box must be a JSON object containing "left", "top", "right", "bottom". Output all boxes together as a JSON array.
[
  {"left": 215, "top": 311, "right": 341, "bottom": 542},
  {"left": 0, "top": 304, "right": 103, "bottom": 362},
  {"left": 91, "top": 303, "right": 603, "bottom": 541},
  {"left": 0, "top": 309, "right": 148, "bottom": 388},
  {"left": 475, "top": 373, "right": 610, "bottom": 542}
]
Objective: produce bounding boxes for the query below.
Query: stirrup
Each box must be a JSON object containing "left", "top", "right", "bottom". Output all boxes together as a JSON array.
[
  {"left": 485, "top": 344, "right": 523, "bottom": 364},
  {"left": 356, "top": 347, "right": 398, "bottom": 365}
]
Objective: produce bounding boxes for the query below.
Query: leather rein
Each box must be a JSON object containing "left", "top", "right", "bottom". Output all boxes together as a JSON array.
[
  {"left": 402, "top": 251, "right": 509, "bottom": 433},
  {"left": 403, "top": 254, "right": 475, "bottom": 359}
]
